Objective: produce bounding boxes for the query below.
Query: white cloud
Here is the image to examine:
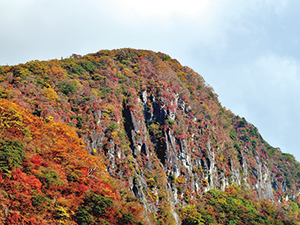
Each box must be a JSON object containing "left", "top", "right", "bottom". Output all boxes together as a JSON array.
[
  {"left": 0, "top": 0, "right": 290, "bottom": 65},
  {"left": 1, "top": 0, "right": 300, "bottom": 162}
]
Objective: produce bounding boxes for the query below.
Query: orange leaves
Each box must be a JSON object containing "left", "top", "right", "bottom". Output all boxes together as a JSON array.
[
  {"left": 0, "top": 99, "right": 106, "bottom": 174},
  {"left": 0, "top": 99, "right": 34, "bottom": 139},
  {"left": 39, "top": 121, "right": 87, "bottom": 163},
  {"left": 225, "top": 186, "right": 238, "bottom": 196},
  {"left": 42, "top": 122, "right": 83, "bottom": 160},
  {"left": 0, "top": 99, "right": 130, "bottom": 223},
  {"left": 11, "top": 168, "right": 42, "bottom": 191},
  {"left": 31, "top": 154, "right": 45, "bottom": 167},
  {"left": 47, "top": 64, "right": 66, "bottom": 79},
  {"left": 6, "top": 212, "right": 46, "bottom": 225},
  {"left": 97, "top": 181, "right": 119, "bottom": 200}
]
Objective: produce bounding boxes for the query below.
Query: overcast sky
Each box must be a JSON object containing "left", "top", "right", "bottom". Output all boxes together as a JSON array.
[{"left": 1, "top": 0, "right": 300, "bottom": 161}]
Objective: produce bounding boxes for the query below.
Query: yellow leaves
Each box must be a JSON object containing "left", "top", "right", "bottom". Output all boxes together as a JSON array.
[
  {"left": 175, "top": 176, "right": 185, "bottom": 185},
  {"left": 0, "top": 99, "right": 107, "bottom": 174},
  {"left": 45, "top": 116, "right": 54, "bottom": 122},
  {"left": 147, "top": 177, "right": 156, "bottom": 188},
  {"left": 105, "top": 105, "right": 115, "bottom": 114},
  {"left": 200, "top": 179, "right": 209, "bottom": 187},
  {"left": 217, "top": 197, "right": 228, "bottom": 206},
  {"left": 225, "top": 186, "right": 238, "bottom": 196},
  {"left": 92, "top": 73, "right": 106, "bottom": 80},
  {"left": 14, "top": 65, "right": 31, "bottom": 78},
  {"left": 92, "top": 88, "right": 102, "bottom": 96},
  {"left": 180, "top": 204, "right": 204, "bottom": 225},
  {"left": 122, "top": 68, "right": 133, "bottom": 77},
  {"left": 0, "top": 74, "right": 5, "bottom": 82},
  {"left": 201, "top": 104, "right": 209, "bottom": 110},
  {"left": 42, "top": 87, "right": 59, "bottom": 102},
  {"left": 55, "top": 205, "right": 70, "bottom": 219},
  {"left": 177, "top": 71, "right": 188, "bottom": 83},
  {"left": 111, "top": 131, "right": 118, "bottom": 138},
  {"left": 0, "top": 100, "right": 33, "bottom": 138}
]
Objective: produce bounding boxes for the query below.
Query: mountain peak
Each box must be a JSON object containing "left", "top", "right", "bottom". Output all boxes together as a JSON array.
[{"left": 1, "top": 48, "right": 300, "bottom": 224}]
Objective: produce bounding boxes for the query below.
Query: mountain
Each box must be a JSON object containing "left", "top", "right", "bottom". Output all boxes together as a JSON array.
[{"left": 1, "top": 48, "right": 300, "bottom": 224}]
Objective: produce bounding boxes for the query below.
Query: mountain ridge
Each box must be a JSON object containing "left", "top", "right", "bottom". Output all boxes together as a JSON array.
[{"left": 0, "top": 48, "right": 300, "bottom": 224}]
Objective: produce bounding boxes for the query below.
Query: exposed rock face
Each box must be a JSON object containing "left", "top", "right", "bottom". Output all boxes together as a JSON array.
[
  {"left": 3, "top": 48, "right": 299, "bottom": 224},
  {"left": 94, "top": 78, "right": 279, "bottom": 222},
  {"left": 74, "top": 49, "right": 298, "bottom": 223}
]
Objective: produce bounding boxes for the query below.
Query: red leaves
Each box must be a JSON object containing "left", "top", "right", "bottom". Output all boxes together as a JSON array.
[
  {"left": 80, "top": 168, "right": 89, "bottom": 177},
  {"left": 6, "top": 211, "right": 23, "bottom": 224},
  {"left": 31, "top": 154, "right": 44, "bottom": 167},
  {"left": 11, "top": 168, "right": 42, "bottom": 191},
  {"left": 83, "top": 104, "right": 89, "bottom": 111},
  {"left": 78, "top": 183, "right": 89, "bottom": 193},
  {"left": 6, "top": 212, "right": 43, "bottom": 225}
]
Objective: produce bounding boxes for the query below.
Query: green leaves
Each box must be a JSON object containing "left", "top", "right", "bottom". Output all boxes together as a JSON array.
[
  {"left": 0, "top": 140, "right": 26, "bottom": 177},
  {"left": 76, "top": 193, "right": 113, "bottom": 225},
  {"left": 58, "top": 81, "right": 78, "bottom": 95},
  {"left": 81, "top": 61, "right": 96, "bottom": 73},
  {"left": 180, "top": 205, "right": 204, "bottom": 225},
  {"left": 36, "top": 167, "right": 63, "bottom": 187}
]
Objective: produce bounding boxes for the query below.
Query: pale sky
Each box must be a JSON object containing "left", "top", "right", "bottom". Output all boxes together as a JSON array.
[{"left": 1, "top": 0, "right": 300, "bottom": 161}]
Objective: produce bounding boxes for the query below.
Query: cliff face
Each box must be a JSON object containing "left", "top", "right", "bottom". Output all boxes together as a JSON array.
[{"left": 1, "top": 48, "right": 300, "bottom": 224}]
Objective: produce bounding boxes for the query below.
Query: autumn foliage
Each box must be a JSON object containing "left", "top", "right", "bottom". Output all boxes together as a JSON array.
[
  {"left": 1, "top": 48, "right": 300, "bottom": 224},
  {"left": 0, "top": 99, "right": 144, "bottom": 224}
]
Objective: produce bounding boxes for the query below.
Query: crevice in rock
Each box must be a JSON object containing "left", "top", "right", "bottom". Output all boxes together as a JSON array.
[{"left": 122, "top": 103, "right": 135, "bottom": 151}]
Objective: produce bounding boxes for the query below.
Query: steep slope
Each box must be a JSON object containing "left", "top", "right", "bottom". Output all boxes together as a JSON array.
[
  {"left": 1, "top": 48, "right": 300, "bottom": 224},
  {"left": 0, "top": 99, "right": 144, "bottom": 224}
]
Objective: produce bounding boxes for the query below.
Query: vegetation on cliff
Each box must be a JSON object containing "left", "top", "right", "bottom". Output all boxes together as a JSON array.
[
  {"left": 1, "top": 48, "right": 300, "bottom": 224},
  {"left": 0, "top": 99, "right": 144, "bottom": 224}
]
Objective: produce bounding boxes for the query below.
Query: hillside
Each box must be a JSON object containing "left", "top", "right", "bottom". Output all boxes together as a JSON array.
[{"left": 1, "top": 48, "right": 300, "bottom": 224}]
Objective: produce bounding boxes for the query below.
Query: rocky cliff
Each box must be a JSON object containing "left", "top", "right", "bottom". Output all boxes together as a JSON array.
[{"left": 1, "top": 48, "right": 300, "bottom": 224}]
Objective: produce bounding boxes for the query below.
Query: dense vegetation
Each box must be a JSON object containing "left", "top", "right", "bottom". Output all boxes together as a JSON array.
[
  {"left": 180, "top": 186, "right": 300, "bottom": 225},
  {"left": 1, "top": 48, "right": 300, "bottom": 224},
  {"left": 0, "top": 99, "right": 144, "bottom": 224}
]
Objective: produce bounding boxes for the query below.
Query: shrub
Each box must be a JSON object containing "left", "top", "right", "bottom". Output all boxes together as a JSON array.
[
  {"left": 72, "top": 64, "right": 86, "bottom": 75},
  {"left": 109, "top": 122, "right": 119, "bottom": 131},
  {"left": 241, "top": 135, "right": 250, "bottom": 143},
  {"left": 180, "top": 205, "right": 204, "bottom": 225},
  {"left": 92, "top": 73, "right": 106, "bottom": 81},
  {"left": 58, "top": 81, "right": 77, "bottom": 95},
  {"left": 76, "top": 207, "right": 94, "bottom": 225},
  {"left": 238, "top": 118, "right": 247, "bottom": 127},
  {"left": 14, "top": 65, "right": 31, "bottom": 79},
  {"left": 251, "top": 140, "right": 257, "bottom": 148},
  {"left": 81, "top": 61, "right": 96, "bottom": 73},
  {"left": 76, "top": 193, "right": 113, "bottom": 225},
  {"left": 229, "top": 130, "right": 237, "bottom": 140},
  {"left": 42, "top": 87, "right": 59, "bottom": 101},
  {"left": 233, "top": 142, "right": 241, "bottom": 151},
  {"left": 36, "top": 167, "right": 63, "bottom": 187},
  {"left": 0, "top": 140, "right": 26, "bottom": 177},
  {"left": 76, "top": 115, "right": 84, "bottom": 129},
  {"left": 31, "top": 191, "right": 49, "bottom": 211}
]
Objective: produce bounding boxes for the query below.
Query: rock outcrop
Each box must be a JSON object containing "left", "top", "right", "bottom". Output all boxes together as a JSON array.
[{"left": 2, "top": 48, "right": 300, "bottom": 224}]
